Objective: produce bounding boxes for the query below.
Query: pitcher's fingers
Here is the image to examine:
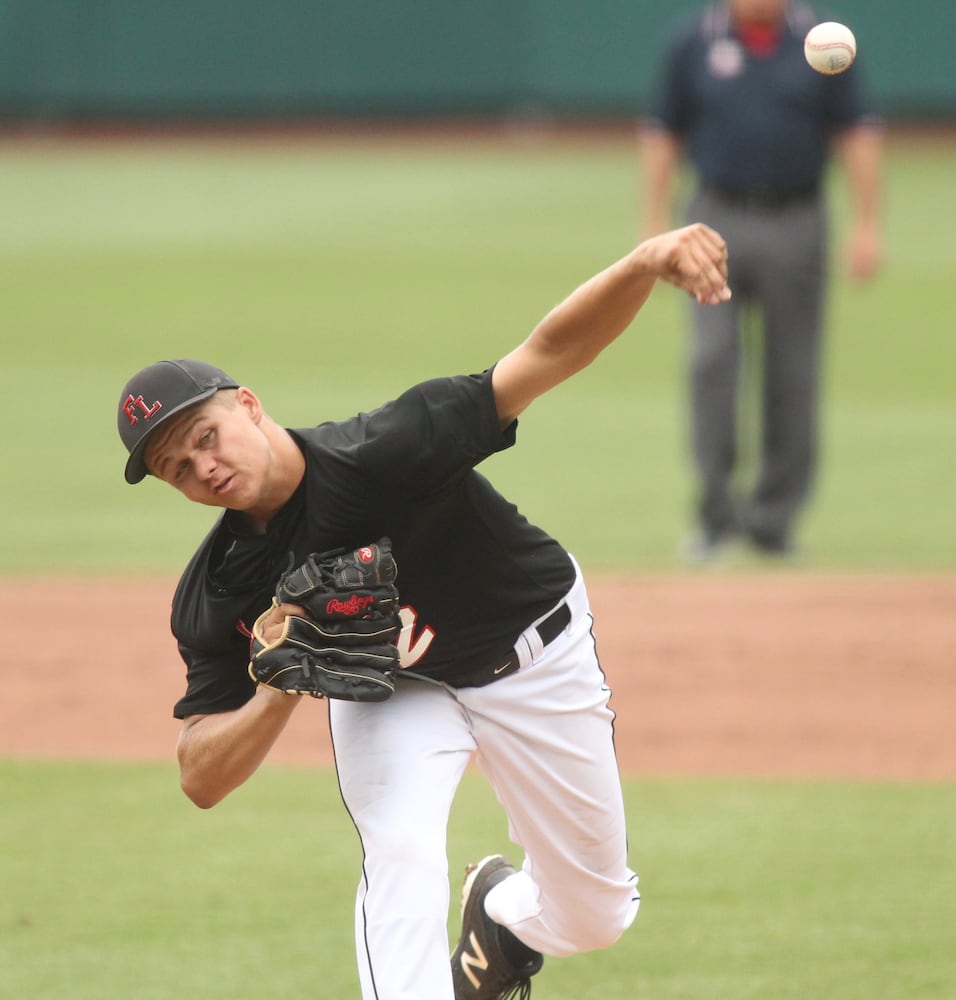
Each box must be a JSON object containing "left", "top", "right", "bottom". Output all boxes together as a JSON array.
[
  {"left": 693, "top": 226, "right": 729, "bottom": 282},
  {"left": 686, "top": 252, "right": 729, "bottom": 301},
  {"left": 695, "top": 226, "right": 729, "bottom": 269},
  {"left": 696, "top": 223, "right": 729, "bottom": 256}
]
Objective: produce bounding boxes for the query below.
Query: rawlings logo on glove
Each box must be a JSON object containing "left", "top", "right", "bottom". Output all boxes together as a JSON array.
[
  {"left": 248, "top": 538, "right": 402, "bottom": 703},
  {"left": 326, "top": 593, "right": 378, "bottom": 617}
]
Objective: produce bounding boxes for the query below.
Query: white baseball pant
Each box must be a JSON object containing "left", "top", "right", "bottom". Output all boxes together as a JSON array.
[{"left": 330, "top": 563, "right": 639, "bottom": 1000}]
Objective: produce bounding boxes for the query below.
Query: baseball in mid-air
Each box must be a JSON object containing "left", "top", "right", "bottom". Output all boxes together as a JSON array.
[{"left": 804, "top": 22, "right": 857, "bottom": 75}]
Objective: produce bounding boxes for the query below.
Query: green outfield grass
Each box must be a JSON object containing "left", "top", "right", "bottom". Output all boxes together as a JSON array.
[
  {"left": 2, "top": 760, "right": 954, "bottom": 999},
  {"left": 0, "top": 131, "right": 953, "bottom": 574}
]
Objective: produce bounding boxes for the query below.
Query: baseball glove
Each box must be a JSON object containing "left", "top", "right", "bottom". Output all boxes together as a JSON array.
[
  {"left": 275, "top": 539, "right": 400, "bottom": 620},
  {"left": 248, "top": 538, "right": 401, "bottom": 702}
]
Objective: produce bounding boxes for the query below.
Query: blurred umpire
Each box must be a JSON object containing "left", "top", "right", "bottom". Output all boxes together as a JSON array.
[{"left": 642, "top": 0, "right": 884, "bottom": 561}]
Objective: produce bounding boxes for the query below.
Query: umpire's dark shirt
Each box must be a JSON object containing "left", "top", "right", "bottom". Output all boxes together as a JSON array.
[{"left": 647, "top": 2, "right": 878, "bottom": 198}]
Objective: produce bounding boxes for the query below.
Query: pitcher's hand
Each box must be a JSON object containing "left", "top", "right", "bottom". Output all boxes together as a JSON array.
[{"left": 638, "top": 224, "right": 731, "bottom": 305}]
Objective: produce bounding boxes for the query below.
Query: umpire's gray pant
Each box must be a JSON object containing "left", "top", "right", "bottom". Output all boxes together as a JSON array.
[{"left": 685, "top": 188, "right": 828, "bottom": 546}]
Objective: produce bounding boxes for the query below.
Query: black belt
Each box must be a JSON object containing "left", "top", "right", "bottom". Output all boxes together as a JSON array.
[
  {"left": 454, "top": 601, "right": 572, "bottom": 689},
  {"left": 533, "top": 601, "right": 572, "bottom": 646},
  {"left": 702, "top": 184, "right": 820, "bottom": 210}
]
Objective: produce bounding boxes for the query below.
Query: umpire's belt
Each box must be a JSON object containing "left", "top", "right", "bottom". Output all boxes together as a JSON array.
[
  {"left": 702, "top": 183, "right": 820, "bottom": 211},
  {"left": 456, "top": 601, "right": 572, "bottom": 689}
]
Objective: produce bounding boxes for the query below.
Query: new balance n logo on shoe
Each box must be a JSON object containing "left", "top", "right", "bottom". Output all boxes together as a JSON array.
[
  {"left": 460, "top": 930, "right": 489, "bottom": 989},
  {"left": 451, "top": 854, "right": 543, "bottom": 999}
]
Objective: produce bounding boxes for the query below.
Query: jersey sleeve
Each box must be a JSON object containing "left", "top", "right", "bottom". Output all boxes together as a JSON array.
[
  {"left": 169, "top": 518, "right": 274, "bottom": 720},
  {"left": 172, "top": 637, "right": 255, "bottom": 720},
  {"left": 358, "top": 369, "right": 515, "bottom": 500}
]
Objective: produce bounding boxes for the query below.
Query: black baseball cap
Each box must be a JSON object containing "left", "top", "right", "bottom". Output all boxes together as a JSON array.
[{"left": 118, "top": 359, "right": 240, "bottom": 484}]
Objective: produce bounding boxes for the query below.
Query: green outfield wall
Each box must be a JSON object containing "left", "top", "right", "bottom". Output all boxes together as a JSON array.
[{"left": 0, "top": 1, "right": 952, "bottom": 121}]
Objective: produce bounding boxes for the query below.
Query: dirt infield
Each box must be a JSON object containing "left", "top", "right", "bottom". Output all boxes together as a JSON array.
[{"left": 5, "top": 574, "right": 954, "bottom": 780}]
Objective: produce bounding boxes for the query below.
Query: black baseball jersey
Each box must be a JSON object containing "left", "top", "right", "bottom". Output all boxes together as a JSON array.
[{"left": 170, "top": 369, "right": 575, "bottom": 718}]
